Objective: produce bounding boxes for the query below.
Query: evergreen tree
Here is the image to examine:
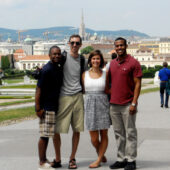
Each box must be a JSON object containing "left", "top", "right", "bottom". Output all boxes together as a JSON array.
[{"left": 1, "top": 56, "right": 10, "bottom": 70}]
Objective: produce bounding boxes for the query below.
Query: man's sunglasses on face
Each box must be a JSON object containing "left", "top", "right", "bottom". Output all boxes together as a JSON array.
[{"left": 70, "top": 41, "right": 81, "bottom": 46}]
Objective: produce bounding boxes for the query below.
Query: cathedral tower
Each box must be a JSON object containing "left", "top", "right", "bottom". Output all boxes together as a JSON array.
[{"left": 79, "top": 9, "right": 85, "bottom": 40}]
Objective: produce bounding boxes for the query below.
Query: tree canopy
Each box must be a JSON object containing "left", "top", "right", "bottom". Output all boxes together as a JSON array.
[{"left": 80, "top": 46, "right": 94, "bottom": 55}]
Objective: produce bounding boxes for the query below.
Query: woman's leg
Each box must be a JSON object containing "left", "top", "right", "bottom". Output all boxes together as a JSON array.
[
  {"left": 89, "top": 129, "right": 108, "bottom": 168},
  {"left": 89, "top": 131, "right": 100, "bottom": 168},
  {"left": 98, "top": 129, "right": 108, "bottom": 163}
]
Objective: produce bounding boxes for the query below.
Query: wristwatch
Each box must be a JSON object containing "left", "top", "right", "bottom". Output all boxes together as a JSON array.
[{"left": 131, "top": 103, "right": 136, "bottom": 107}]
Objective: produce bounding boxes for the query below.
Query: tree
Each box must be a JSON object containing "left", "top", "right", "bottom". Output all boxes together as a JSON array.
[
  {"left": 141, "top": 65, "right": 147, "bottom": 71},
  {"left": 80, "top": 46, "right": 94, "bottom": 55},
  {"left": 1, "top": 56, "right": 10, "bottom": 70}
]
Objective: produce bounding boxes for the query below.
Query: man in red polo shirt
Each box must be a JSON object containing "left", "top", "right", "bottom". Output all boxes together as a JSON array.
[{"left": 108, "top": 37, "right": 142, "bottom": 170}]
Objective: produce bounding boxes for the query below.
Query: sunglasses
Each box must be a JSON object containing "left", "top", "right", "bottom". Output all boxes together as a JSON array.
[{"left": 70, "top": 41, "right": 81, "bottom": 46}]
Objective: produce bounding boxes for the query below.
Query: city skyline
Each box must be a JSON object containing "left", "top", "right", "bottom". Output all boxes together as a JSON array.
[{"left": 0, "top": 0, "right": 170, "bottom": 37}]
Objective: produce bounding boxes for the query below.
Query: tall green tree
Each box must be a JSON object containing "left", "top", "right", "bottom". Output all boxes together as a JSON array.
[{"left": 1, "top": 56, "right": 10, "bottom": 70}]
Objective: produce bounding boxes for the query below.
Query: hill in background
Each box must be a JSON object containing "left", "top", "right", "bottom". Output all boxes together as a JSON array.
[{"left": 0, "top": 26, "right": 149, "bottom": 42}]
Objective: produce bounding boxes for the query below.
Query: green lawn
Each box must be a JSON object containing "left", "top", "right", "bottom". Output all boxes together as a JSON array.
[
  {"left": 0, "top": 107, "right": 35, "bottom": 122},
  {"left": 1, "top": 84, "right": 36, "bottom": 89},
  {"left": 3, "top": 79, "right": 24, "bottom": 84},
  {"left": 0, "top": 99, "right": 34, "bottom": 106},
  {"left": 141, "top": 87, "right": 159, "bottom": 94},
  {"left": 0, "top": 96, "right": 32, "bottom": 99},
  {"left": 0, "top": 87, "right": 160, "bottom": 124}
]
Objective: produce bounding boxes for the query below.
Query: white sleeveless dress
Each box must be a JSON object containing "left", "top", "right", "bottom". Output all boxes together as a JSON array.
[{"left": 84, "top": 70, "right": 111, "bottom": 130}]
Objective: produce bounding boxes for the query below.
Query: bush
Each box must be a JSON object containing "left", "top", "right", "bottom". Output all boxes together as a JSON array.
[{"left": 2, "top": 69, "right": 34, "bottom": 79}]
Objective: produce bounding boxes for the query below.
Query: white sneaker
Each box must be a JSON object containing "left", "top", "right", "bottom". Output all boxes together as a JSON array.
[{"left": 38, "top": 162, "right": 55, "bottom": 170}]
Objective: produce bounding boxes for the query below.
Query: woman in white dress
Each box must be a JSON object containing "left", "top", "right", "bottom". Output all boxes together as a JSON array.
[{"left": 82, "top": 50, "right": 111, "bottom": 168}]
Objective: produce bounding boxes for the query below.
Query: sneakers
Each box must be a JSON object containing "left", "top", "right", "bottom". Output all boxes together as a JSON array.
[
  {"left": 38, "top": 162, "right": 55, "bottom": 170},
  {"left": 124, "top": 161, "right": 136, "bottom": 170},
  {"left": 109, "top": 160, "right": 127, "bottom": 169}
]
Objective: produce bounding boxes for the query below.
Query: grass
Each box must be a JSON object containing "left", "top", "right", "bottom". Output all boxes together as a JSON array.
[
  {"left": 0, "top": 99, "right": 34, "bottom": 106},
  {"left": 0, "top": 107, "right": 35, "bottom": 123},
  {"left": 1, "top": 84, "right": 36, "bottom": 89},
  {"left": 3, "top": 79, "right": 23, "bottom": 84},
  {"left": 147, "top": 81, "right": 154, "bottom": 84},
  {"left": 141, "top": 87, "right": 159, "bottom": 94},
  {"left": 0, "top": 86, "right": 159, "bottom": 124},
  {"left": 0, "top": 96, "right": 33, "bottom": 99}
]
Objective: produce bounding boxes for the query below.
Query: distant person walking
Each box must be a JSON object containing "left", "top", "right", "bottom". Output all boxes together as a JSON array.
[
  {"left": 82, "top": 50, "right": 111, "bottom": 168},
  {"left": 108, "top": 37, "right": 142, "bottom": 170},
  {"left": 159, "top": 62, "right": 170, "bottom": 108},
  {"left": 35, "top": 46, "right": 64, "bottom": 170}
]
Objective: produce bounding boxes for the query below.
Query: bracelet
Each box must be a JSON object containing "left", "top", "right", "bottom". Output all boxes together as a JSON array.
[{"left": 131, "top": 103, "right": 136, "bottom": 106}]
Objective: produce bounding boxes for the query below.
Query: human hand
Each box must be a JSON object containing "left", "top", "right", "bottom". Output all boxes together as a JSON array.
[
  {"left": 129, "top": 105, "right": 137, "bottom": 115},
  {"left": 36, "top": 109, "right": 45, "bottom": 118}
]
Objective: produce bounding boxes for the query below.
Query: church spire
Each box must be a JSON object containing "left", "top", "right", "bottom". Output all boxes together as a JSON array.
[{"left": 79, "top": 9, "right": 85, "bottom": 40}]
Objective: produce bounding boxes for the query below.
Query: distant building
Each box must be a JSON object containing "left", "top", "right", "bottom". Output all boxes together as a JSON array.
[
  {"left": 0, "top": 42, "right": 22, "bottom": 55},
  {"left": 139, "top": 41, "right": 159, "bottom": 55},
  {"left": 15, "top": 55, "right": 49, "bottom": 70},
  {"left": 127, "top": 44, "right": 139, "bottom": 56},
  {"left": 159, "top": 41, "right": 170, "bottom": 54},
  {"left": 33, "top": 41, "right": 67, "bottom": 55},
  {"left": 133, "top": 46, "right": 154, "bottom": 62}
]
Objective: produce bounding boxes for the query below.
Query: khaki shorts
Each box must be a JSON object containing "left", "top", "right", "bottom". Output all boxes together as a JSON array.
[{"left": 55, "top": 92, "right": 84, "bottom": 133}]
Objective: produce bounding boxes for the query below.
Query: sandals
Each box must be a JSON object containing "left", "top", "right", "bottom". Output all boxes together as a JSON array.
[
  {"left": 51, "top": 159, "right": 62, "bottom": 168},
  {"left": 68, "top": 159, "right": 77, "bottom": 169}
]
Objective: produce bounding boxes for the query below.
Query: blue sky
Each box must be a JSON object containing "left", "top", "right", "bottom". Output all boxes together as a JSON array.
[{"left": 0, "top": 0, "right": 170, "bottom": 37}]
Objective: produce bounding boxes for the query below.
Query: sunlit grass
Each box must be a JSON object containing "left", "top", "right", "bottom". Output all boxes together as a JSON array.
[
  {"left": 0, "top": 99, "right": 34, "bottom": 106},
  {"left": 0, "top": 107, "right": 35, "bottom": 122},
  {"left": 1, "top": 85, "right": 36, "bottom": 89}
]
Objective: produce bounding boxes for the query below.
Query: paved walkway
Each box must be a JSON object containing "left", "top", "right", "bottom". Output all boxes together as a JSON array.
[{"left": 0, "top": 91, "right": 170, "bottom": 170}]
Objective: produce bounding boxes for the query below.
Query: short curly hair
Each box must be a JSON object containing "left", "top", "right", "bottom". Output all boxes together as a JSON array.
[{"left": 88, "top": 50, "right": 105, "bottom": 68}]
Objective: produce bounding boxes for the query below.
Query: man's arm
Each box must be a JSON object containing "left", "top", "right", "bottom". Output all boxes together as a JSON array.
[
  {"left": 129, "top": 77, "right": 142, "bottom": 115},
  {"left": 35, "top": 86, "right": 44, "bottom": 118}
]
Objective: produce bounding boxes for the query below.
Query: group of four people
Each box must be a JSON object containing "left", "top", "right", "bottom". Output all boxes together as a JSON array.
[{"left": 35, "top": 34, "right": 142, "bottom": 170}]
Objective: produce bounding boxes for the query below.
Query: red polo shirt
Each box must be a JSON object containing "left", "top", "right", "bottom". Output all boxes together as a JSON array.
[{"left": 109, "top": 54, "right": 142, "bottom": 105}]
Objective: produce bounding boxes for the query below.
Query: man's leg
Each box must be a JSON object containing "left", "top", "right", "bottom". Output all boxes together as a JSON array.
[
  {"left": 38, "top": 137, "right": 49, "bottom": 164},
  {"left": 68, "top": 93, "right": 84, "bottom": 168},
  {"left": 70, "top": 132, "right": 80, "bottom": 160},
  {"left": 109, "top": 105, "right": 127, "bottom": 169},
  {"left": 165, "top": 85, "right": 169, "bottom": 107},
  {"left": 53, "top": 133, "right": 61, "bottom": 162},
  {"left": 122, "top": 104, "right": 137, "bottom": 162},
  {"left": 70, "top": 93, "right": 84, "bottom": 160},
  {"left": 160, "top": 83, "right": 165, "bottom": 107},
  {"left": 110, "top": 104, "right": 126, "bottom": 162}
]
